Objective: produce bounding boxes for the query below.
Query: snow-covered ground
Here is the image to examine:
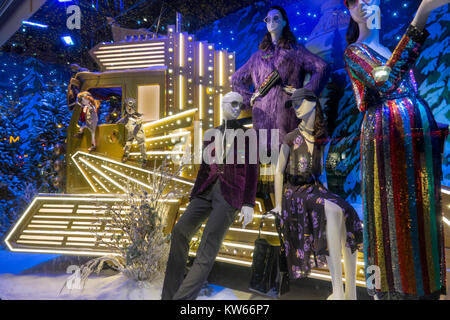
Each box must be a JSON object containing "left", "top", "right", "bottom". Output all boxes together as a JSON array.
[
  {"left": 0, "top": 273, "right": 239, "bottom": 300},
  {"left": 0, "top": 250, "right": 240, "bottom": 300}
]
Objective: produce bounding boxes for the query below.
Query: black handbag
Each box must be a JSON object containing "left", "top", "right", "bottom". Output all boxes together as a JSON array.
[
  {"left": 248, "top": 211, "right": 290, "bottom": 298},
  {"left": 258, "top": 70, "right": 281, "bottom": 97},
  {"left": 250, "top": 70, "right": 281, "bottom": 105}
]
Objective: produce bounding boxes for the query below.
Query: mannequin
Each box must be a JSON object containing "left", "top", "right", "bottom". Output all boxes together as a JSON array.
[
  {"left": 231, "top": 5, "right": 329, "bottom": 196},
  {"left": 116, "top": 98, "right": 147, "bottom": 168},
  {"left": 74, "top": 91, "right": 99, "bottom": 153},
  {"left": 272, "top": 88, "right": 363, "bottom": 300},
  {"left": 344, "top": 0, "right": 448, "bottom": 299},
  {"left": 217, "top": 93, "right": 256, "bottom": 228},
  {"left": 161, "top": 92, "right": 258, "bottom": 300}
]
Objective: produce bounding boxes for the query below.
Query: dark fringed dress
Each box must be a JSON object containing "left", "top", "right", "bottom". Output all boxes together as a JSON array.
[{"left": 280, "top": 128, "right": 363, "bottom": 279}]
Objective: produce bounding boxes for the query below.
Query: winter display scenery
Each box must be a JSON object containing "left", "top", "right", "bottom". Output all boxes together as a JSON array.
[
  {"left": 0, "top": 162, "right": 243, "bottom": 300},
  {"left": 0, "top": 250, "right": 240, "bottom": 300},
  {"left": 0, "top": 0, "right": 448, "bottom": 300}
]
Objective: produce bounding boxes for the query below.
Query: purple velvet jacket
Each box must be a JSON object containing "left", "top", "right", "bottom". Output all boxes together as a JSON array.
[
  {"left": 231, "top": 43, "right": 330, "bottom": 146},
  {"left": 190, "top": 120, "right": 259, "bottom": 210}
]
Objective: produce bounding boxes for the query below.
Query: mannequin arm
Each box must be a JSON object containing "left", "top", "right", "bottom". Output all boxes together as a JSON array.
[
  {"left": 239, "top": 205, "right": 254, "bottom": 229},
  {"left": 242, "top": 129, "right": 259, "bottom": 207},
  {"left": 297, "top": 45, "right": 330, "bottom": 97},
  {"left": 116, "top": 116, "right": 126, "bottom": 124},
  {"left": 230, "top": 55, "right": 255, "bottom": 109},
  {"left": 412, "top": 0, "right": 450, "bottom": 30},
  {"left": 319, "top": 144, "right": 329, "bottom": 189},
  {"left": 273, "top": 143, "right": 290, "bottom": 214},
  {"left": 344, "top": 25, "right": 429, "bottom": 98},
  {"left": 135, "top": 116, "right": 143, "bottom": 125}
]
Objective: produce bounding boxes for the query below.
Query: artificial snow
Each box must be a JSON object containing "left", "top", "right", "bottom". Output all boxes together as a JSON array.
[
  {"left": 0, "top": 273, "right": 239, "bottom": 300},
  {"left": 0, "top": 249, "right": 239, "bottom": 300}
]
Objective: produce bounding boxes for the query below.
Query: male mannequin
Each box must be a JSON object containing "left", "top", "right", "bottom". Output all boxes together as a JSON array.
[{"left": 161, "top": 92, "right": 259, "bottom": 300}]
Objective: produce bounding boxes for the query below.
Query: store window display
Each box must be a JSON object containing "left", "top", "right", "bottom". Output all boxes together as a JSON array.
[
  {"left": 344, "top": 0, "right": 448, "bottom": 299},
  {"left": 272, "top": 88, "right": 363, "bottom": 300}
]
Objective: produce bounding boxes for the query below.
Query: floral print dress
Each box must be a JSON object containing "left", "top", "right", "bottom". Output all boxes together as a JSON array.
[{"left": 280, "top": 128, "right": 363, "bottom": 279}]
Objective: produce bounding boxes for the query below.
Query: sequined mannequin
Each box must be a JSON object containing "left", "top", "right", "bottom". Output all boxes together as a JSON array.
[{"left": 344, "top": 0, "right": 448, "bottom": 299}]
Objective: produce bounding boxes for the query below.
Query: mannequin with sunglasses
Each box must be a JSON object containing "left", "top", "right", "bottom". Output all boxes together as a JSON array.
[
  {"left": 231, "top": 5, "right": 329, "bottom": 196},
  {"left": 271, "top": 88, "right": 363, "bottom": 300},
  {"left": 344, "top": 0, "right": 449, "bottom": 299},
  {"left": 161, "top": 92, "right": 259, "bottom": 300}
]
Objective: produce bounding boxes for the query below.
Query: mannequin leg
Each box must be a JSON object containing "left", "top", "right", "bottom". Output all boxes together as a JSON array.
[
  {"left": 89, "top": 127, "right": 96, "bottom": 147},
  {"left": 136, "top": 131, "right": 147, "bottom": 164},
  {"left": 123, "top": 141, "right": 131, "bottom": 155},
  {"left": 172, "top": 181, "right": 238, "bottom": 300},
  {"left": 324, "top": 200, "right": 344, "bottom": 300},
  {"left": 341, "top": 224, "right": 358, "bottom": 300},
  {"left": 161, "top": 197, "right": 212, "bottom": 300},
  {"left": 122, "top": 132, "right": 133, "bottom": 161},
  {"left": 86, "top": 112, "right": 97, "bottom": 148}
]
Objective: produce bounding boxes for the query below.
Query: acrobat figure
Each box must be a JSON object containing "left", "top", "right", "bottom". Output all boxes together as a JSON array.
[
  {"left": 117, "top": 98, "right": 147, "bottom": 167},
  {"left": 74, "top": 91, "right": 99, "bottom": 153}
]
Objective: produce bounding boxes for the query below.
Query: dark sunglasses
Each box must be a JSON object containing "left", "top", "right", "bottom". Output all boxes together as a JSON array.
[
  {"left": 263, "top": 15, "right": 281, "bottom": 24},
  {"left": 230, "top": 101, "right": 244, "bottom": 110}
]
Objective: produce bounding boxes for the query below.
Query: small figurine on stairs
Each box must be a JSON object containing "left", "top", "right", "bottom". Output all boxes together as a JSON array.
[
  {"left": 73, "top": 91, "right": 99, "bottom": 153},
  {"left": 116, "top": 98, "right": 147, "bottom": 168}
]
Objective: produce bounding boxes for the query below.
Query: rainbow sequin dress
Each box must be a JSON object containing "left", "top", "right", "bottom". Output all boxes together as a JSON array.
[{"left": 344, "top": 25, "right": 446, "bottom": 299}]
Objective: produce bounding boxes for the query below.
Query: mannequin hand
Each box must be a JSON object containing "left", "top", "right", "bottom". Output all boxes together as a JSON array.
[
  {"left": 283, "top": 86, "right": 296, "bottom": 95},
  {"left": 250, "top": 95, "right": 256, "bottom": 107},
  {"left": 238, "top": 206, "right": 254, "bottom": 228},
  {"left": 269, "top": 205, "right": 282, "bottom": 217},
  {"left": 420, "top": 0, "right": 450, "bottom": 13}
]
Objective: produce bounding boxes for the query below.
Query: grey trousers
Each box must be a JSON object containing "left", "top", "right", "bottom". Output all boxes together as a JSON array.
[{"left": 161, "top": 179, "right": 238, "bottom": 300}]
